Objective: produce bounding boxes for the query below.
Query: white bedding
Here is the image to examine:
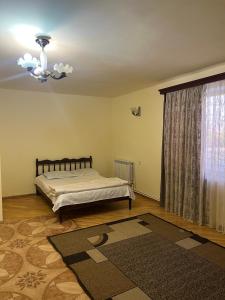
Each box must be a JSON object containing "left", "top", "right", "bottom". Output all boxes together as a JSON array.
[{"left": 35, "top": 173, "right": 135, "bottom": 212}]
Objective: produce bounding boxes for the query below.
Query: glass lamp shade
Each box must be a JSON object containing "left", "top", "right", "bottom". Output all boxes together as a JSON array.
[
  {"left": 17, "top": 53, "right": 39, "bottom": 69},
  {"left": 54, "top": 63, "right": 73, "bottom": 74}
]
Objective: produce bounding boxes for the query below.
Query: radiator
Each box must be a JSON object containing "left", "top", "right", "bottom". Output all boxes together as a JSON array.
[{"left": 114, "top": 159, "right": 134, "bottom": 185}]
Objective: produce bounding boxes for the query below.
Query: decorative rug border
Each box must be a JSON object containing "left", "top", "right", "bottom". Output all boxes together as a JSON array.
[
  {"left": 47, "top": 212, "right": 225, "bottom": 249},
  {"left": 47, "top": 236, "right": 94, "bottom": 300}
]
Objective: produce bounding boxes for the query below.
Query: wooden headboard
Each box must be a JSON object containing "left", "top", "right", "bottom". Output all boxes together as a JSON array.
[{"left": 36, "top": 156, "right": 92, "bottom": 176}]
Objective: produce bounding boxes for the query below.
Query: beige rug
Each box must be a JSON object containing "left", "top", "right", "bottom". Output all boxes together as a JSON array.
[{"left": 0, "top": 215, "right": 89, "bottom": 300}]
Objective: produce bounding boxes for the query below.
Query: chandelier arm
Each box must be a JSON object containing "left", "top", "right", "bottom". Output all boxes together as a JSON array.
[
  {"left": 27, "top": 68, "right": 43, "bottom": 78},
  {"left": 27, "top": 67, "right": 34, "bottom": 72},
  {"left": 27, "top": 67, "right": 41, "bottom": 80},
  {"left": 27, "top": 67, "right": 50, "bottom": 83},
  {"left": 49, "top": 72, "right": 67, "bottom": 80}
]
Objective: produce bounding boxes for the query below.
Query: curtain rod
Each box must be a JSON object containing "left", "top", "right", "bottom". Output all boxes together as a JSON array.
[{"left": 159, "top": 72, "right": 225, "bottom": 95}]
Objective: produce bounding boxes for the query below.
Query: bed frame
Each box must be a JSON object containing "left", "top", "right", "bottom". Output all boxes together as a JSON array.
[{"left": 35, "top": 156, "right": 132, "bottom": 222}]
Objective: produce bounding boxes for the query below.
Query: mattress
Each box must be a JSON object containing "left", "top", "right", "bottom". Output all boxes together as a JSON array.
[{"left": 35, "top": 174, "right": 135, "bottom": 212}]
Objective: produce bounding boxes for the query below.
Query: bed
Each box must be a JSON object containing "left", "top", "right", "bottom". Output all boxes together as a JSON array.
[{"left": 35, "top": 156, "right": 134, "bottom": 222}]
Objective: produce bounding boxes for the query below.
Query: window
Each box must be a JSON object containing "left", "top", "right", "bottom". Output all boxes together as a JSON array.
[{"left": 201, "top": 80, "right": 225, "bottom": 181}]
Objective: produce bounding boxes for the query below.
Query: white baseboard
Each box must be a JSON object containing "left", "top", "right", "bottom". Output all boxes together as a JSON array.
[{"left": 134, "top": 189, "right": 159, "bottom": 202}]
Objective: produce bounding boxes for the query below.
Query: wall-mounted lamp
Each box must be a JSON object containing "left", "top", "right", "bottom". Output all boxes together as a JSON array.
[{"left": 130, "top": 106, "right": 141, "bottom": 117}]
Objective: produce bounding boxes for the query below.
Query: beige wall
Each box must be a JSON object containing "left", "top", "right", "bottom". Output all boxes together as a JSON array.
[
  {"left": 1, "top": 62, "right": 225, "bottom": 200},
  {"left": 0, "top": 89, "right": 112, "bottom": 197},
  {"left": 112, "top": 63, "right": 225, "bottom": 200},
  {"left": 112, "top": 87, "right": 163, "bottom": 200}
]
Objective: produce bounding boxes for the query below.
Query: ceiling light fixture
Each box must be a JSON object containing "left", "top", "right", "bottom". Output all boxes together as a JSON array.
[{"left": 17, "top": 35, "right": 73, "bottom": 83}]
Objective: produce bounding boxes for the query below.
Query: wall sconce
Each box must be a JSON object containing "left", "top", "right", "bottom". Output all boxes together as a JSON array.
[{"left": 130, "top": 106, "right": 141, "bottom": 117}]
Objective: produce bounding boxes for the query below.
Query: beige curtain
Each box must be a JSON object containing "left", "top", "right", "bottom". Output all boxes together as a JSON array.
[{"left": 161, "top": 86, "right": 203, "bottom": 222}]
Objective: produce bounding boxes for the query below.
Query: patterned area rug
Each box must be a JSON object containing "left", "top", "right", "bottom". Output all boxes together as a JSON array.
[
  {"left": 48, "top": 214, "right": 225, "bottom": 300},
  {"left": 0, "top": 216, "right": 89, "bottom": 300}
]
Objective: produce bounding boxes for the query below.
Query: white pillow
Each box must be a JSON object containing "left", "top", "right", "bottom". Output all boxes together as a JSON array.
[
  {"left": 44, "top": 171, "right": 78, "bottom": 180},
  {"left": 71, "top": 168, "right": 99, "bottom": 177}
]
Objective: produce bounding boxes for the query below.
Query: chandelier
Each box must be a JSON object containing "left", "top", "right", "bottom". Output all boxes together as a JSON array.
[{"left": 17, "top": 35, "right": 73, "bottom": 82}]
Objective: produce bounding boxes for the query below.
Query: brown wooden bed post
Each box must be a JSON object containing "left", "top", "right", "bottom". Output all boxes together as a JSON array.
[
  {"left": 36, "top": 159, "right": 40, "bottom": 195},
  {"left": 58, "top": 208, "right": 63, "bottom": 223},
  {"left": 129, "top": 198, "right": 132, "bottom": 210},
  {"left": 36, "top": 159, "right": 39, "bottom": 177},
  {"left": 36, "top": 187, "right": 41, "bottom": 195},
  {"left": 90, "top": 155, "right": 92, "bottom": 168}
]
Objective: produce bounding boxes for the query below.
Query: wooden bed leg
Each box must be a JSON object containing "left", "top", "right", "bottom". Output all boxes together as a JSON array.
[
  {"left": 129, "top": 198, "right": 132, "bottom": 210},
  {"left": 58, "top": 209, "right": 63, "bottom": 224},
  {"left": 36, "top": 187, "right": 40, "bottom": 196}
]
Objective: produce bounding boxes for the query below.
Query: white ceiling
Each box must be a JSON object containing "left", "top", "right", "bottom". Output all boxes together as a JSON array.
[{"left": 0, "top": 0, "right": 225, "bottom": 97}]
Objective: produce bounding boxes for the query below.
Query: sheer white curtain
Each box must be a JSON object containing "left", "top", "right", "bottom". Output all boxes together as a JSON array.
[{"left": 201, "top": 80, "right": 225, "bottom": 233}]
